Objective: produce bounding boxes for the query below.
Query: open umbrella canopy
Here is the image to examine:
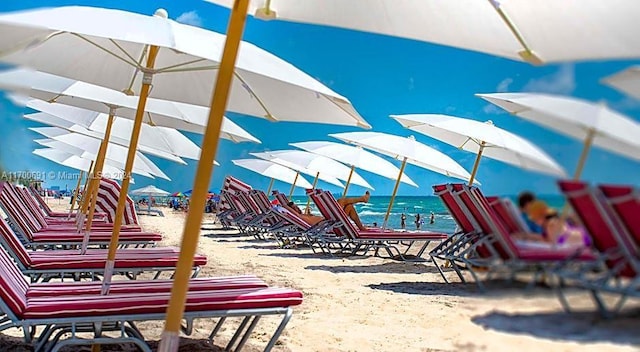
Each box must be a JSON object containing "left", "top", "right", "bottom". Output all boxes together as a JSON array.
[
  {"left": 0, "top": 68, "right": 261, "bottom": 143},
  {"left": 477, "top": 92, "right": 640, "bottom": 177},
  {"left": 24, "top": 100, "right": 225, "bottom": 165},
  {"left": 31, "top": 129, "right": 170, "bottom": 180},
  {"left": 250, "top": 151, "right": 344, "bottom": 189},
  {"left": 251, "top": 149, "right": 373, "bottom": 189},
  {"left": 330, "top": 131, "right": 475, "bottom": 183},
  {"left": 391, "top": 114, "right": 567, "bottom": 183},
  {"left": 290, "top": 140, "right": 418, "bottom": 188},
  {"left": 232, "top": 158, "right": 313, "bottom": 189},
  {"left": 32, "top": 148, "right": 131, "bottom": 181},
  {"left": 131, "top": 185, "right": 170, "bottom": 197},
  {"left": 602, "top": 66, "right": 640, "bottom": 100},
  {"left": 0, "top": 6, "right": 370, "bottom": 128},
  {"left": 206, "top": 0, "right": 640, "bottom": 64}
]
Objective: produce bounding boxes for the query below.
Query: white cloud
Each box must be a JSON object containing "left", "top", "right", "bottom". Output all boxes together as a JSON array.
[
  {"left": 482, "top": 103, "right": 506, "bottom": 115},
  {"left": 607, "top": 96, "right": 640, "bottom": 111},
  {"left": 496, "top": 77, "right": 513, "bottom": 92},
  {"left": 522, "top": 64, "right": 575, "bottom": 95},
  {"left": 176, "top": 11, "right": 203, "bottom": 27}
]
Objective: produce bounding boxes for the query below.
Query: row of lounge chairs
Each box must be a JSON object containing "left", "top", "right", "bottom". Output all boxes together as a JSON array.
[
  {"left": 0, "top": 180, "right": 303, "bottom": 351},
  {"left": 429, "top": 180, "right": 639, "bottom": 316},
  {"left": 215, "top": 176, "right": 447, "bottom": 262}
]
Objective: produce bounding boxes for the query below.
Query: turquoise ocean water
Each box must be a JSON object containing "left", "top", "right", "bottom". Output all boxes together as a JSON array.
[{"left": 289, "top": 194, "right": 566, "bottom": 234}]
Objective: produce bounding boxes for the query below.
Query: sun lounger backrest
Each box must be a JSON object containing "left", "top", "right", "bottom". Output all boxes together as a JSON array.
[
  {"left": 273, "top": 191, "right": 289, "bottom": 207},
  {"left": 433, "top": 184, "right": 477, "bottom": 234},
  {"left": 96, "top": 178, "right": 138, "bottom": 225},
  {"left": 0, "top": 185, "right": 37, "bottom": 239},
  {"left": 488, "top": 197, "right": 528, "bottom": 234},
  {"left": 312, "top": 190, "right": 357, "bottom": 240},
  {"left": 456, "top": 184, "right": 517, "bottom": 260},
  {"left": 219, "top": 175, "right": 252, "bottom": 211},
  {"left": 8, "top": 185, "right": 49, "bottom": 230},
  {"left": 598, "top": 184, "right": 640, "bottom": 247},
  {"left": 0, "top": 243, "right": 28, "bottom": 317},
  {"left": 271, "top": 205, "right": 312, "bottom": 230},
  {"left": 225, "top": 191, "right": 248, "bottom": 214},
  {"left": 1, "top": 184, "right": 43, "bottom": 232},
  {"left": 28, "top": 186, "right": 52, "bottom": 213},
  {"left": 558, "top": 180, "right": 637, "bottom": 277},
  {"left": 239, "top": 191, "right": 262, "bottom": 215},
  {"left": 0, "top": 217, "right": 32, "bottom": 268},
  {"left": 251, "top": 190, "right": 272, "bottom": 212}
]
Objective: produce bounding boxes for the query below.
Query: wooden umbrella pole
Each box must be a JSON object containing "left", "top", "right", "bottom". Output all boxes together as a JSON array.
[
  {"left": 573, "top": 129, "right": 595, "bottom": 180},
  {"left": 341, "top": 164, "right": 355, "bottom": 198},
  {"left": 159, "top": 1, "right": 250, "bottom": 350},
  {"left": 468, "top": 142, "right": 486, "bottom": 186},
  {"left": 289, "top": 172, "right": 299, "bottom": 197},
  {"left": 81, "top": 112, "right": 116, "bottom": 254},
  {"left": 266, "top": 177, "right": 275, "bottom": 194},
  {"left": 67, "top": 169, "right": 85, "bottom": 219},
  {"left": 382, "top": 157, "right": 407, "bottom": 228},
  {"left": 305, "top": 171, "right": 320, "bottom": 211}
]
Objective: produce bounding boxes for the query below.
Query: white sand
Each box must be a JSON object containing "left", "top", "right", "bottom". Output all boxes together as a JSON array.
[{"left": 1, "top": 200, "right": 638, "bottom": 351}]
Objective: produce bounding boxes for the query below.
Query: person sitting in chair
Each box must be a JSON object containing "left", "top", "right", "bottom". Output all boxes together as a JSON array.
[
  {"left": 285, "top": 191, "right": 370, "bottom": 230},
  {"left": 514, "top": 200, "right": 591, "bottom": 247}
]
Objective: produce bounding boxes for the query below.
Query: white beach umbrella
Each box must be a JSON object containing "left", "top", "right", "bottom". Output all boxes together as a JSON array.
[
  {"left": 252, "top": 149, "right": 373, "bottom": 190},
  {"left": 330, "top": 131, "right": 474, "bottom": 228},
  {"left": 601, "top": 66, "right": 640, "bottom": 100},
  {"left": 0, "top": 7, "right": 369, "bottom": 127},
  {"left": 0, "top": 5, "right": 374, "bottom": 335},
  {"left": 290, "top": 140, "right": 418, "bottom": 197},
  {"left": 131, "top": 185, "right": 170, "bottom": 197},
  {"left": 206, "top": 0, "right": 640, "bottom": 65},
  {"left": 24, "top": 100, "right": 225, "bottom": 165},
  {"left": 392, "top": 114, "right": 567, "bottom": 184},
  {"left": 33, "top": 148, "right": 131, "bottom": 182},
  {"left": 0, "top": 68, "right": 261, "bottom": 143},
  {"left": 33, "top": 139, "right": 157, "bottom": 181},
  {"left": 231, "top": 158, "right": 313, "bottom": 194},
  {"left": 30, "top": 129, "right": 170, "bottom": 180},
  {"left": 250, "top": 151, "right": 345, "bottom": 190},
  {"left": 477, "top": 92, "right": 640, "bottom": 178},
  {"left": 26, "top": 110, "right": 187, "bottom": 166}
]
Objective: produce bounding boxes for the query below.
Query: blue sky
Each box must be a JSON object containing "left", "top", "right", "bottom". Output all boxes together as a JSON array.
[{"left": 1, "top": 0, "right": 640, "bottom": 196}]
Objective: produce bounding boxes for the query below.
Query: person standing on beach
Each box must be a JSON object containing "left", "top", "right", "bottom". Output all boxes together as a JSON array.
[
  {"left": 415, "top": 213, "right": 421, "bottom": 230},
  {"left": 400, "top": 212, "right": 406, "bottom": 229}
]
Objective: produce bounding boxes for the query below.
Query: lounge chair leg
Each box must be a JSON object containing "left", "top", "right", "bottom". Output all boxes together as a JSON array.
[
  {"left": 432, "top": 257, "right": 450, "bottom": 284},
  {"left": 235, "top": 316, "right": 261, "bottom": 351},
  {"left": 209, "top": 317, "right": 227, "bottom": 344},
  {"left": 226, "top": 316, "right": 252, "bottom": 351},
  {"left": 264, "top": 308, "right": 293, "bottom": 352}
]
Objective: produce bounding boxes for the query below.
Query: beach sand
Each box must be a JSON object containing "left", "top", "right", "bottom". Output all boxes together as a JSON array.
[{"left": 1, "top": 200, "right": 638, "bottom": 351}]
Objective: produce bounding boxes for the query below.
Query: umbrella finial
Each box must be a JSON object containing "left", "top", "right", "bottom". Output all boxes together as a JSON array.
[
  {"left": 485, "top": 120, "right": 494, "bottom": 126},
  {"left": 154, "top": 8, "right": 168, "bottom": 19},
  {"left": 408, "top": 135, "right": 416, "bottom": 141}
]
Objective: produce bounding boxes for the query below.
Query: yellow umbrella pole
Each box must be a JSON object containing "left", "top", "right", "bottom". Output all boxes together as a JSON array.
[
  {"left": 382, "top": 157, "right": 407, "bottom": 229},
  {"left": 341, "top": 164, "right": 355, "bottom": 198},
  {"left": 305, "top": 171, "right": 320, "bottom": 211},
  {"left": 159, "top": 1, "right": 250, "bottom": 350},
  {"left": 468, "top": 142, "right": 486, "bottom": 186},
  {"left": 266, "top": 177, "right": 275, "bottom": 195},
  {"left": 573, "top": 129, "right": 596, "bottom": 180},
  {"left": 288, "top": 171, "right": 299, "bottom": 197},
  {"left": 76, "top": 160, "right": 94, "bottom": 217},
  {"left": 67, "top": 167, "right": 87, "bottom": 220},
  {"left": 102, "top": 45, "right": 160, "bottom": 295},
  {"left": 80, "top": 112, "right": 116, "bottom": 253}
]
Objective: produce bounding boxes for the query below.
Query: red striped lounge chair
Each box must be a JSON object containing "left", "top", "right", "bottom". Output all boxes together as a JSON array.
[
  {"left": 0, "top": 184, "right": 161, "bottom": 249},
  {"left": 309, "top": 189, "right": 447, "bottom": 261},
  {"left": 95, "top": 178, "right": 140, "bottom": 226},
  {"left": 557, "top": 180, "right": 639, "bottom": 316},
  {"left": 0, "top": 216, "right": 206, "bottom": 282},
  {"left": 8, "top": 183, "right": 138, "bottom": 232},
  {"left": 27, "top": 185, "right": 107, "bottom": 220},
  {"left": 0, "top": 246, "right": 303, "bottom": 352},
  {"left": 17, "top": 185, "right": 108, "bottom": 224},
  {"left": 216, "top": 176, "right": 252, "bottom": 228},
  {"left": 458, "top": 183, "right": 596, "bottom": 291}
]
